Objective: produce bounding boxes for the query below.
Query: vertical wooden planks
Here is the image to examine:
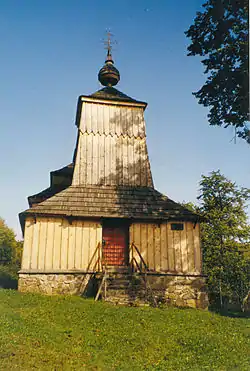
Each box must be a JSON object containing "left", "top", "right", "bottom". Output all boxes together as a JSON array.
[
  {"left": 45, "top": 219, "right": 55, "bottom": 270},
  {"left": 91, "top": 102, "right": 98, "bottom": 134},
  {"left": 104, "top": 135, "right": 111, "bottom": 184},
  {"left": 60, "top": 219, "right": 69, "bottom": 270},
  {"left": 103, "top": 104, "right": 110, "bottom": 135},
  {"left": 22, "top": 218, "right": 34, "bottom": 270},
  {"left": 140, "top": 224, "right": 147, "bottom": 264},
  {"left": 75, "top": 220, "right": 83, "bottom": 269},
  {"left": 154, "top": 225, "right": 161, "bottom": 271},
  {"left": 95, "top": 223, "right": 102, "bottom": 270},
  {"left": 117, "top": 136, "right": 123, "bottom": 184},
  {"left": 123, "top": 136, "right": 128, "bottom": 184},
  {"left": 30, "top": 220, "right": 40, "bottom": 270},
  {"left": 138, "top": 110, "right": 145, "bottom": 138},
  {"left": 116, "top": 106, "right": 122, "bottom": 137},
  {"left": 128, "top": 137, "right": 134, "bottom": 186},
  {"left": 80, "top": 102, "right": 87, "bottom": 133},
  {"left": 97, "top": 103, "right": 104, "bottom": 134},
  {"left": 160, "top": 223, "right": 168, "bottom": 271},
  {"left": 186, "top": 222, "right": 195, "bottom": 273},
  {"left": 81, "top": 221, "right": 90, "bottom": 270},
  {"left": 147, "top": 224, "right": 155, "bottom": 270},
  {"left": 80, "top": 132, "right": 87, "bottom": 184},
  {"left": 88, "top": 222, "right": 98, "bottom": 270},
  {"left": 181, "top": 224, "right": 188, "bottom": 273},
  {"left": 132, "top": 109, "right": 140, "bottom": 138},
  {"left": 167, "top": 224, "right": 175, "bottom": 271},
  {"left": 109, "top": 105, "right": 115, "bottom": 135},
  {"left": 37, "top": 218, "right": 47, "bottom": 270},
  {"left": 135, "top": 139, "right": 142, "bottom": 186},
  {"left": 86, "top": 134, "right": 93, "bottom": 184},
  {"left": 67, "top": 222, "right": 76, "bottom": 270},
  {"left": 92, "top": 133, "right": 98, "bottom": 185},
  {"left": 140, "top": 139, "right": 147, "bottom": 186},
  {"left": 174, "top": 230, "right": 182, "bottom": 272},
  {"left": 110, "top": 135, "right": 116, "bottom": 185},
  {"left": 193, "top": 224, "right": 201, "bottom": 273},
  {"left": 129, "top": 224, "right": 134, "bottom": 263},
  {"left": 52, "top": 218, "right": 62, "bottom": 270},
  {"left": 72, "top": 101, "right": 152, "bottom": 187},
  {"left": 99, "top": 134, "right": 105, "bottom": 183}
]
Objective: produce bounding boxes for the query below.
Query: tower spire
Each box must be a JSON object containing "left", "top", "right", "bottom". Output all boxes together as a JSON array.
[
  {"left": 104, "top": 31, "right": 113, "bottom": 62},
  {"left": 98, "top": 31, "right": 120, "bottom": 87}
]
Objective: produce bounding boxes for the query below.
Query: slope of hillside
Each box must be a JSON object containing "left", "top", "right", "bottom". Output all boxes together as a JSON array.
[{"left": 0, "top": 290, "right": 249, "bottom": 370}]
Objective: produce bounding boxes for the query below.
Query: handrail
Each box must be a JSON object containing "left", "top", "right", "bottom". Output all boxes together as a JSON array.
[
  {"left": 80, "top": 241, "right": 107, "bottom": 297},
  {"left": 130, "top": 243, "right": 157, "bottom": 306},
  {"left": 95, "top": 271, "right": 106, "bottom": 301},
  {"left": 95, "top": 243, "right": 108, "bottom": 301},
  {"left": 131, "top": 242, "right": 148, "bottom": 271}
]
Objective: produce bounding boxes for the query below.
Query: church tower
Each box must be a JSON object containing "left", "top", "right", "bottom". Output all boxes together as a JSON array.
[{"left": 19, "top": 39, "right": 208, "bottom": 308}]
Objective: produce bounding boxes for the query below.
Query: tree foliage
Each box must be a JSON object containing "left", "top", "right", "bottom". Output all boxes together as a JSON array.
[
  {"left": 0, "top": 218, "right": 22, "bottom": 266},
  {"left": 185, "top": 0, "right": 249, "bottom": 143},
  {"left": 198, "top": 170, "right": 250, "bottom": 308}
]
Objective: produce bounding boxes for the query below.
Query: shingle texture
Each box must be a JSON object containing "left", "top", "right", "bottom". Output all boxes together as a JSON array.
[
  {"left": 89, "top": 87, "right": 146, "bottom": 105},
  {"left": 24, "top": 185, "right": 197, "bottom": 221}
]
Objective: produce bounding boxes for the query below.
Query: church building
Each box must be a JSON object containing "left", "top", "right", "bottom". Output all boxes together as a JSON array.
[{"left": 19, "top": 42, "right": 208, "bottom": 308}]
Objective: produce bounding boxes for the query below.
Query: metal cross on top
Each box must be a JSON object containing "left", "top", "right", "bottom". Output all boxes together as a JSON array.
[{"left": 103, "top": 30, "right": 117, "bottom": 57}]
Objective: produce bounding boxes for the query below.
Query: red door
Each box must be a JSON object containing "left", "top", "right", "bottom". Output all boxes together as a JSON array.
[{"left": 102, "top": 227, "right": 128, "bottom": 266}]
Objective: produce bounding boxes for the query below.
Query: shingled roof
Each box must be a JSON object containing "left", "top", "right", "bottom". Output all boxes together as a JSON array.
[
  {"left": 87, "top": 87, "right": 147, "bottom": 105},
  {"left": 28, "top": 163, "right": 74, "bottom": 207},
  {"left": 22, "top": 185, "right": 198, "bottom": 222}
]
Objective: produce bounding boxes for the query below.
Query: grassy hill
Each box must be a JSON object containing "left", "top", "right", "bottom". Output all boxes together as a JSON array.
[{"left": 0, "top": 289, "right": 249, "bottom": 370}]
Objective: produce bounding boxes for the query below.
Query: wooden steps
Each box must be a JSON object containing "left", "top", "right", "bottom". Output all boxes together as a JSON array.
[{"left": 96, "top": 272, "right": 153, "bottom": 306}]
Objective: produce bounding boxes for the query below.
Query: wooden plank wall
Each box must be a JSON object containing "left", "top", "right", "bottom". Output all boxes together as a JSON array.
[
  {"left": 22, "top": 217, "right": 102, "bottom": 271},
  {"left": 72, "top": 102, "right": 153, "bottom": 187},
  {"left": 130, "top": 222, "right": 202, "bottom": 274},
  {"left": 22, "top": 218, "right": 201, "bottom": 274}
]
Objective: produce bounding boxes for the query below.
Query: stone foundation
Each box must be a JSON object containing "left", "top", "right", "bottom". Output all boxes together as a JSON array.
[
  {"left": 18, "top": 272, "right": 208, "bottom": 309},
  {"left": 18, "top": 273, "right": 96, "bottom": 296},
  {"left": 100, "top": 273, "right": 208, "bottom": 309},
  {"left": 146, "top": 275, "right": 208, "bottom": 309}
]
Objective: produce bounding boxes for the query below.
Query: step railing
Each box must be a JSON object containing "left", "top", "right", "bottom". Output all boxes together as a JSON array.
[
  {"left": 80, "top": 242, "right": 107, "bottom": 300},
  {"left": 130, "top": 243, "right": 157, "bottom": 306},
  {"left": 80, "top": 242, "right": 101, "bottom": 296},
  {"left": 95, "top": 244, "right": 108, "bottom": 301}
]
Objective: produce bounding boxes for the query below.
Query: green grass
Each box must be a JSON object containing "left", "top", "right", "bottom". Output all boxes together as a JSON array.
[{"left": 0, "top": 290, "right": 249, "bottom": 370}]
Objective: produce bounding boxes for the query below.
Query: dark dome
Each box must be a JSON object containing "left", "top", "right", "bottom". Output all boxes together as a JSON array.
[{"left": 98, "top": 62, "right": 120, "bottom": 87}]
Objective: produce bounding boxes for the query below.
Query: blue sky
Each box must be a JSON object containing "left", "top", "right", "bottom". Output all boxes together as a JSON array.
[{"left": 0, "top": 0, "right": 249, "bottom": 239}]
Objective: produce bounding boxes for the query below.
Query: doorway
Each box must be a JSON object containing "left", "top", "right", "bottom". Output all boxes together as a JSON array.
[{"left": 102, "top": 220, "right": 129, "bottom": 266}]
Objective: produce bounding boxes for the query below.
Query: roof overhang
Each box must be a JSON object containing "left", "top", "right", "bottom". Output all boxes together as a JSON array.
[{"left": 80, "top": 95, "right": 147, "bottom": 109}]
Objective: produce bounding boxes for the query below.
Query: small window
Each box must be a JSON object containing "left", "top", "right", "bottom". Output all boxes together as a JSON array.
[{"left": 171, "top": 223, "right": 184, "bottom": 231}]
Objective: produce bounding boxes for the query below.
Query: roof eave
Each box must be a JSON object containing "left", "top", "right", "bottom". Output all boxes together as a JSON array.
[{"left": 79, "top": 95, "right": 147, "bottom": 109}]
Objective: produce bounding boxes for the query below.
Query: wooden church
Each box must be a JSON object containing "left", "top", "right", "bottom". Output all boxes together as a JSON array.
[{"left": 19, "top": 43, "right": 208, "bottom": 308}]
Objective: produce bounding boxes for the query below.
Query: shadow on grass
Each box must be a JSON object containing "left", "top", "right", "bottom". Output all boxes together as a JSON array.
[
  {"left": 209, "top": 306, "right": 250, "bottom": 318},
  {"left": 0, "top": 265, "right": 18, "bottom": 290}
]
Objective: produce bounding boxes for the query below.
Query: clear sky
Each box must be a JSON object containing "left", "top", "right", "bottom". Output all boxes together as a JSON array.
[{"left": 0, "top": 0, "right": 249, "bottom": 240}]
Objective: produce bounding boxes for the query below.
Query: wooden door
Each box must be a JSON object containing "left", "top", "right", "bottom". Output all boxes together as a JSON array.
[{"left": 102, "top": 227, "right": 128, "bottom": 266}]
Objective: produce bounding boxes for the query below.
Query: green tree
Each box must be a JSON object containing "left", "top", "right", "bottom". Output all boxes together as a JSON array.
[
  {"left": 198, "top": 170, "right": 250, "bottom": 309},
  {"left": 185, "top": 0, "right": 249, "bottom": 143},
  {"left": 0, "top": 218, "right": 19, "bottom": 265}
]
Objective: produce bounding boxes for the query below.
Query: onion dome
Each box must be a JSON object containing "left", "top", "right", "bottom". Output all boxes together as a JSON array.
[{"left": 98, "top": 50, "right": 120, "bottom": 87}]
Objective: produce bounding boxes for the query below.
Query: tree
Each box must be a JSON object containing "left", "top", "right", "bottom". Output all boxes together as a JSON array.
[
  {"left": 185, "top": 0, "right": 249, "bottom": 143},
  {"left": 0, "top": 218, "right": 20, "bottom": 265},
  {"left": 198, "top": 170, "right": 250, "bottom": 309}
]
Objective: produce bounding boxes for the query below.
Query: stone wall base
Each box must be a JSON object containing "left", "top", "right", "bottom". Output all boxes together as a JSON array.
[
  {"left": 18, "top": 273, "right": 96, "bottom": 296},
  {"left": 148, "top": 275, "right": 208, "bottom": 309},
  {"left": 100, "top": 273, "right": 208, "bottom": 309},
  {"left": 18, "top": 273, "right": 208, "bottom": 309}
]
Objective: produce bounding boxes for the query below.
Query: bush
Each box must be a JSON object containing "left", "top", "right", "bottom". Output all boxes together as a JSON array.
[{"left": 0, "top": 264, "right": 19, "bottom": 289}]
